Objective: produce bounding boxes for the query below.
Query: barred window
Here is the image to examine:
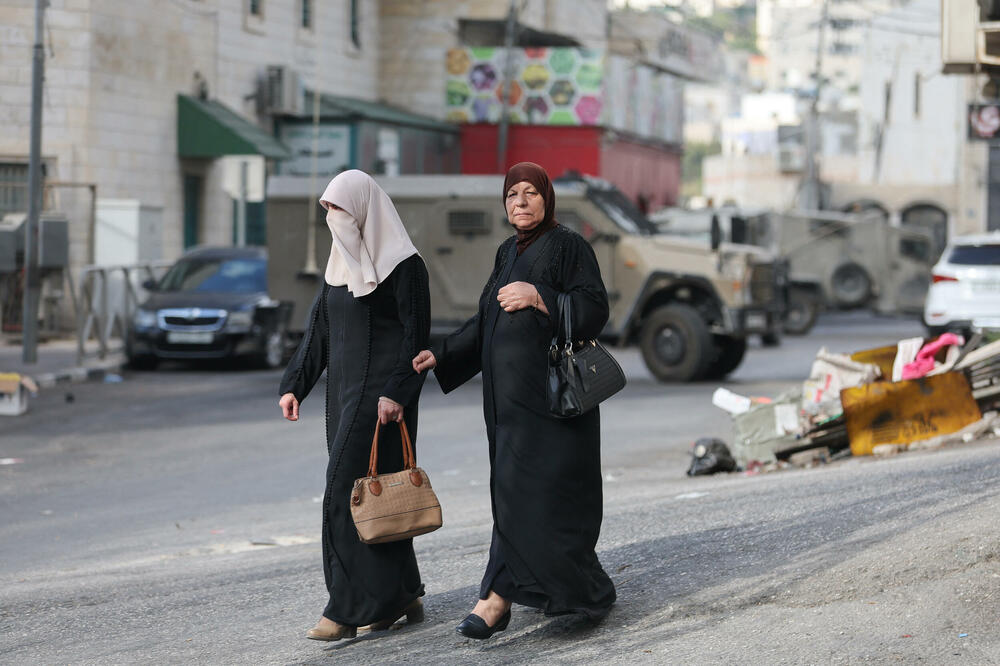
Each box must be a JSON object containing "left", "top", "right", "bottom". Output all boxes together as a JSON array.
[{"left": 0, "top": 163, "right": 29, "bottom": 218}]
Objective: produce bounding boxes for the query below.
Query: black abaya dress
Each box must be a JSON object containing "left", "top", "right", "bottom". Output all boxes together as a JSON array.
[
  {"left": 279, "top": 253, "right": 430, "bottom": 626},
  {"left": 433, "top": 225, "right": 617, "bottom": 619}
]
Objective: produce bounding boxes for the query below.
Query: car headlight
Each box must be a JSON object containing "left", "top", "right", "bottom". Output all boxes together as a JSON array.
[
  {"left": 225, "top": 309, "right": 254, "bottom": 332},
  {"left": 134, "top": 309, "right": 157, "bottom": 328}
]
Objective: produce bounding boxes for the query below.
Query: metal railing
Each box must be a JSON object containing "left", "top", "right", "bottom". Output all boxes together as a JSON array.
[{"left": 75, "top": 261, "right": 171, "bottom": 366}]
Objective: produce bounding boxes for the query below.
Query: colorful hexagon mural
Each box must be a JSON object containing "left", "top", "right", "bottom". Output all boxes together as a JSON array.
[
  {"left": 548, "top": 49, "right": 577, "bottom": 75},
  {"left": 444, "top": 47, "right": 608, "bottom": 127},
  {"left": 549, "top": 80, "right": 576, "bottom": 107},
  {"left": 470, "top": 63, "right": 497, "bottom": 91}
]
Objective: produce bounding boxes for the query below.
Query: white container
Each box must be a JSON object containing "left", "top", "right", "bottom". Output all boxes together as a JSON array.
[{"left": 0, "top": 374, "right": 29, "bottom": 416}]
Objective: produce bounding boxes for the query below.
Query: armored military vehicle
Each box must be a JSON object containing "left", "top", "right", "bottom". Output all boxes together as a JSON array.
[
  {"left": 266, "top": 173, "right": 787, "bottom": 382},
  {"left": 652, "top": 206, "right": 935, "bottom": 335}
]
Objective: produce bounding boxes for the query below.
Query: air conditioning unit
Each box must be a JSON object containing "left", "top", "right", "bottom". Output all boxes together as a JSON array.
[
  {"left": 777, "top": 144, "right": 804, "bottom": 173},
  {"left": 942, "top": 0, "right": 1000, "bottom": 72},
  {"left": 980, "top": 21, "right": 1000, "bottom": 66},
  {"left": 264, "top": 65, "right": 302, "bottom": 115}
]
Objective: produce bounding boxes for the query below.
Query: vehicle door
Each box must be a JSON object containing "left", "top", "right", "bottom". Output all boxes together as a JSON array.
[
  {"left": 882, "top": 227, "right": 933, "bottom": 315},
  {"left": 422, "top": 199, "right": 503, "bottom": 326},
  {"left": 555, "top": 202, "right": 617, "bottom": 308}
]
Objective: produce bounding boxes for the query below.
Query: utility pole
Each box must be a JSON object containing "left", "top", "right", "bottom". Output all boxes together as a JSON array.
[
  {"left": 22, "top": 0, "right": 46, "bottom": 364},
  {"left": 496, "top": 0, "right": 518, "bottom": 173},
  {"left": 302, "top": 74, "right": 321, "bottom": 275},
  {"left": 799, "top": 0, "right": 829, "bottom": 210}
]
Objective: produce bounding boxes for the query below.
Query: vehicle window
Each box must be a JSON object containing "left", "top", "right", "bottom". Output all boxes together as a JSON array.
[
  {"left": 158, "top": 258, "right": 267, "bottom": 293},
  {"left": 948, "top": 244, "right": 1000, "bottom": 265},
  {"left": 448, "top": 210, "right": 490, "bottom": 236},
  {"left": 586, "top": 188, "right": 657, "bottom": 235},
  {"left": 556, "top": 209, "right": 597, "bottom": 240},
  {"left": 899, "top": 237, "right": 931, "bottom": 263}
]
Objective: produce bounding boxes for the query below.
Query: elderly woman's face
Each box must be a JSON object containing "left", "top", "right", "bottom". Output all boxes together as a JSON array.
[{"left": 505, "top": 181, "right": 545, "bottom": 231}]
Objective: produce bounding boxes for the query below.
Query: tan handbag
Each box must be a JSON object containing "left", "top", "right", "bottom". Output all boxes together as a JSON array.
[{"left": 350, "top": 419, "right": 442, "bottom": 544}]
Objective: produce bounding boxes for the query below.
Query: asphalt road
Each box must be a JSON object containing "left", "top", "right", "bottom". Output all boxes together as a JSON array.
[{"left": 2, "top": 313, "right": 999, "bottom": 664}]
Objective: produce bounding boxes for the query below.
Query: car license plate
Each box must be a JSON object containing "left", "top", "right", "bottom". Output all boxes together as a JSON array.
[
  {"left": 745, "top": 312, "right": 767, "bottom": 330},
  {"left": 166, "top": 331, "right": 214, "bottom": 344}
]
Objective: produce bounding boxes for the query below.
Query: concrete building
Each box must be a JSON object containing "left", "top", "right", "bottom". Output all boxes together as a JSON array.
[
  {"left": 0, "top": 0, "right": 391, "bottom": 270},
  {"left": 757, "top": 0, "right": 898, "bottom": 108},
  {"left": 377, "top": 1, "right": 719, "bottom": 210}
]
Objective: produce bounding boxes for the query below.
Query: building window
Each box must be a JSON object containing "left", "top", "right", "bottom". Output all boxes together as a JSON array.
[
  {"left": 350, "top": 0, "right": 361, "bottom": 49},
  {"left": 249, "top": 0, "right": 262, "bottom": 17},
  {"left": 301, "top": 0, "right": 312, "bottom": 29},
  {"left": 914, "top": 74, "right": 921, "bottom": 118},
  {"left": 0, "top": 162, "right": 29, "bottom": 218}
]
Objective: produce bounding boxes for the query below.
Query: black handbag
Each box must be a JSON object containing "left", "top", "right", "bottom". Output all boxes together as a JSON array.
[{"left": 547, "top": 292, "right": 626, "bottom": 418}]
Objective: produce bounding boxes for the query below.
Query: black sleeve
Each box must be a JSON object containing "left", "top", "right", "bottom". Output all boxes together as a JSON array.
[
  {"left": 279, "top": 282, "right": 329, "bottom": 402},
  {"left": 535, "top": 231, "right": 609, "bottom": 341},
  {"left": 379, "top": 255, "right": 431, "bottom": 407},
  {"left": 432, "top": 240, "right": 510, "bottom": 393}
]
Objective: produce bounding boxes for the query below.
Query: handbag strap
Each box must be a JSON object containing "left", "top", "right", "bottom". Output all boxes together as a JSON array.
[
  {"left": 558, "top": 292, "right": 573, "bottom": 346},
  {"left": 367, "top": 419, "right": 417, "bottom": 478}
]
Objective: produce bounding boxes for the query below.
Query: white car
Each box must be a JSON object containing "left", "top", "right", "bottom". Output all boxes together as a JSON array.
[{"left": 923, "top": 233, "right": 1000, "bottom": 334}]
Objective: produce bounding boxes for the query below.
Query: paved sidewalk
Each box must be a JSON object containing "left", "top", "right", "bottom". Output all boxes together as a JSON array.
[{"left": 0, "top": 338, "right": 123, "bottom": 389}]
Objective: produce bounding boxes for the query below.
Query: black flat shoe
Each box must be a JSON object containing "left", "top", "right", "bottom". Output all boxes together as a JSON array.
[{"left": 456, "top": 610, "right": 511, "bottom": 639}]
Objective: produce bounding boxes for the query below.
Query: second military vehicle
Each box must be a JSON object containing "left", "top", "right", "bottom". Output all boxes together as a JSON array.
[{"left": 266, "top": 173, "right": 787, "bottom": 382}]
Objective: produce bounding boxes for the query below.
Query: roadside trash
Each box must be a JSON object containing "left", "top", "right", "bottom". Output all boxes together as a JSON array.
[
  {"left": 65, "top": 392, "right": 74, "bottom": 403},
  {"left": 712, "top": 387, "right": 752, "bottom": 415},
  {"left": 0, "top": 458, "right": 25, "bottom": 465},
  {"left": 802, "top": 349, "right": 880, "bottom": 421},
  {"left": 0, "top": 373, "right": 38, "bottom": 416},
  {"left": 842, "top": 372, "right": 981, "bottom": 456},
  {"left": 103, "top": 373, "right": 124, "bottom": 384},
  {"left": 901, "top": 333, "right": 964, "bottom": 380},
  {"left": 959, "top": 633, "right": 968, "bottom": 638},
  {"left": 703, "top": 330, "right": 1000, "bottom": 473},
  {"left": 892, "top": 337, "right": 924, "bottom": 381},
  {"left": 687, "top": 438, "right": 737, "bottom": 476}
]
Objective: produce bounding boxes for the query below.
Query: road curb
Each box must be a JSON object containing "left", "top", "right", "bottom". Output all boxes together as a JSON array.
[{"left": 32, "top": 358, "right": 124, "bottom": 390}]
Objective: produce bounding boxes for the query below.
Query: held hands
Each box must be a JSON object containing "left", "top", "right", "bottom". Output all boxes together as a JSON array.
[
  {"left": 279, "top": 393, "right": 299, "bottom": 421},
  {"left": 412, "top": 350, "right": 437, "bottom": 373},
  {"left": 498, "top": 281, "right": 547, "bottom": 315}
]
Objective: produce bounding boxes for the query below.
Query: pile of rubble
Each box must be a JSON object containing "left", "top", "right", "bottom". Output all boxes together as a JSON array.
[{"left": 689, "top": 333, "right": 1000, "bottom": 476}]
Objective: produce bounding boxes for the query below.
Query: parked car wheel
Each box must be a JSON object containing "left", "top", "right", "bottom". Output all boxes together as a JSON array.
[
  {"left": 639, "top": 303, "right": 712, "bottom": 382},
  {"left": 703, "top": 335, "right": 748, "bottom": 380},
  {"left": 783, "top": 288, "right": 819, "bottom": 335}
]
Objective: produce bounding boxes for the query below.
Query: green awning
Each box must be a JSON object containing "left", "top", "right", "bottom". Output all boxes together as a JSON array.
[
  {"left": 305, "top": 91, "right": 458, "bottom": 133},
  {"left": 177, "top": 94, "right": 291, "bottom": 159}
]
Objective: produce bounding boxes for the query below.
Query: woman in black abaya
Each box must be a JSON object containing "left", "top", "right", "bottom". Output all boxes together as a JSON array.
[
  {"left": 279, "top": 170, "right": 430, "bottom": 641},
  {"left": 412, "top": 162, "right": 616, "bottom": 639}
]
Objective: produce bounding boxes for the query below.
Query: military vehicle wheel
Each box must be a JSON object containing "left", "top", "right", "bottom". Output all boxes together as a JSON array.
[
  {"left": 639, "top": 304, "right": 712, "bottom": 382},
  {"left": 783, "top": 289, "right": 819, "bottom": 335},
  {"left": 703, "top": 336, "right": 747, "bottom": 380},
  {"left": 830, "top": 262, "right": 872, "bottom": 308}
]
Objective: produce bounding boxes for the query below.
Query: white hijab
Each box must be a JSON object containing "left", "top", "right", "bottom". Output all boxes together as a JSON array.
[{"left": 318, "top": 170, "right": 418, "bottom": 297}]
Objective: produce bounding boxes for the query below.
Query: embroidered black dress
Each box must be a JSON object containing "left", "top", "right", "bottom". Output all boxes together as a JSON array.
[
  {"left": 279, "top": 253, "right": 430, "bottom": 626},
  {"left": 433, "top": 225, "right": 617, "bottom": 618}
]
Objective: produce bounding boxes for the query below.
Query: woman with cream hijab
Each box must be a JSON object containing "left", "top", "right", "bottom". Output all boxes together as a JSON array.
[{"left": 278, "top": 170, "right": 431, "bottom": 641}]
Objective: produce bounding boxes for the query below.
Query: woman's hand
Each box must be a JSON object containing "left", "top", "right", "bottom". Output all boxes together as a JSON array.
[
  {"left": 378, "top": 397, "right": 404, "bottom": 424},
  {"left": 412, "top": 350, "right": 437, "bottom": 373},
  {"left": 279, "top": 393, "right": 299, "bottom": 421},
  {"left": 498, "top": 281, "right": 547, "bottom": 314}
]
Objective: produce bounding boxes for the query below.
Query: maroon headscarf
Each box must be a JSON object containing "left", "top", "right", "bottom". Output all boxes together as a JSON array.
[{"left": 503, "top": 162, "right": 558, "bottom": 255}]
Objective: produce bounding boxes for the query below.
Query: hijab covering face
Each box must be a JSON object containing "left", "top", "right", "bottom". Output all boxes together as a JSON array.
[
  {"left": 319, "top": 169, "right": 419, "bottom": 296},
  {"left": 503, "top": 162, "right": 557, "bottom": 255}
]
